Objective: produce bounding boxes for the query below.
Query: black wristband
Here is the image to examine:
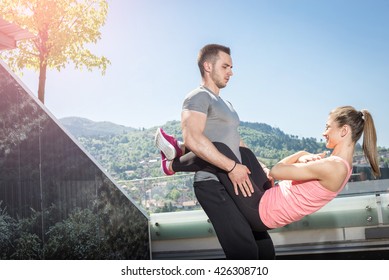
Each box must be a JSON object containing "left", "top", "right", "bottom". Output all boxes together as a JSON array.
[{"left": 228, "top": 162, "right": 237, "bottom": 173}]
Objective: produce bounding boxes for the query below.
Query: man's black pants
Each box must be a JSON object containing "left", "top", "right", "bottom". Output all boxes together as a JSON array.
[{"left": 173, "top": 143, "right": 275, "bottom": 259}]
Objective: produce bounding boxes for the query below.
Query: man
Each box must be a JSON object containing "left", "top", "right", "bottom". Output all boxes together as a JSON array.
[{"left": 156, "top": 44, "right": 275, "bottom": 259}]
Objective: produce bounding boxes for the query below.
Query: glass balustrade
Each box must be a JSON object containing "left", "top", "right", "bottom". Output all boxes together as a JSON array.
[{"left": 0, "top": 61, "right": 150, "bottom": 259}]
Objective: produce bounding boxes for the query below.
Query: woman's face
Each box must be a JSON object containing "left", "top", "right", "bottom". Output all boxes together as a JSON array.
[{"left": 322, "top": 115, "right": 342, "bottom": 149}]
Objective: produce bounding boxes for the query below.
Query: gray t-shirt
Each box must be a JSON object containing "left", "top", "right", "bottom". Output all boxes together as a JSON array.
[{"left": 182, "top": 86, "right": 241, "bottom": 182}]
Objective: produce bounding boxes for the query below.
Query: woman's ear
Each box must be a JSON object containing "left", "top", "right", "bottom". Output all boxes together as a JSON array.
[{"left": 341, "top": 125, "right": 349, "bottom": 137}]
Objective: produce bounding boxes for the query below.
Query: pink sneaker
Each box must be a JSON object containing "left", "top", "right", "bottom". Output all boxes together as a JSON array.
[
  {"left": 154, "top": 128, "right": 183, "bottom": 160},
  {"left": 161, "top": 152, "right": 175, "bottom": 176}
]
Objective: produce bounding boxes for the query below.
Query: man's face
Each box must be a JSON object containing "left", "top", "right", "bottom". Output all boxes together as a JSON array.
[{"left": 209, "top": 51, "right": 233, "bottom": 89}]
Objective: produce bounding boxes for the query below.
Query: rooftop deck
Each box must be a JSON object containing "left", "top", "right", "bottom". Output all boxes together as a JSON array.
[{"left": 149, "top": 179, "right": 389, "bottom": 259}]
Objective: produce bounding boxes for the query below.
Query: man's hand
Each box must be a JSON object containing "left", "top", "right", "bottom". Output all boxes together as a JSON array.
[{"left": 227, "top": 163, "right": 254, "bottom": 197}]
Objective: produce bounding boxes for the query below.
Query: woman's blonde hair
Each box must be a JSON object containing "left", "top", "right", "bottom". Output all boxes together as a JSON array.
[{"left": 331, "top": 106, "right": 381, "bottom": 178}]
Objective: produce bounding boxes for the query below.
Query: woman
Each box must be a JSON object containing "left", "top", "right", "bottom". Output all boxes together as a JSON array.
[{"left": 155, "top": 106, "right": 380, "bottom": 231}]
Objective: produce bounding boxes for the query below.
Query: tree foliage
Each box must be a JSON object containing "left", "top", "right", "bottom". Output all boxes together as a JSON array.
[{"left": 0, "top": 0, "right": 110, "bottom": 103}]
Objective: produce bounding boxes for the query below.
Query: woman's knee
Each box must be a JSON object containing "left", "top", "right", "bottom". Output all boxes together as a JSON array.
[{"left": 212, "top": 142, "right": 237, "bottom": 160}]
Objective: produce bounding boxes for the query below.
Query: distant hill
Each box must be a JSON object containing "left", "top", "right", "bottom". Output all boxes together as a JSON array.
[
  {"left": 60, "top": 118, "right": 330, "bottom": 180},
  {"left": 60, "top": 117, "right": 135, "bottom": 137}
]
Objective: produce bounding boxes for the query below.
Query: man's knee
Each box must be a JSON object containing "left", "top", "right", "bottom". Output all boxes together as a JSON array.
[
  {"left": 213, "top": 220, "right": 259, "bottom": 259},
  {"left": 193, "top": 181, "right": 259, "bottom": 259}
]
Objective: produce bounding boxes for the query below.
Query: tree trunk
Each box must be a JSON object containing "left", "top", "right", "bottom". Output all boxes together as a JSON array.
[{"left": 38, "top": 61, "right": 47, "bottom": 104}]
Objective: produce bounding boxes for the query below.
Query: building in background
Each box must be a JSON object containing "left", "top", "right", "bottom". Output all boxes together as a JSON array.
[{"left": 0, "top": 17, "right": 35, "bottom": 50}]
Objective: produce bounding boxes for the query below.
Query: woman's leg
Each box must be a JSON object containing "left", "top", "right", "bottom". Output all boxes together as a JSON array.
[
  {"left": 212, "top": 142, "right": 269, "bottom": 231},
  {"left": 172, "top": 145, "right": 270, "bottom": 190},
  {"left": 172, "top": 142, "right": 270, "bottom": 231},
  {"left": 239, "top": 146, "right": 272, "bottom": 191},
  {"left": 171, "top": 150, "right": 204, "bottom": 172},
  {"left": 239, "top": 147, "right": 275, "bottom": 259}
]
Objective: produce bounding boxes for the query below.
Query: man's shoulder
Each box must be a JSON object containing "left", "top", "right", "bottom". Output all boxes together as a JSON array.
[
  {"left": 182, "top": 87, "right": 215, "bottom": 112},
  {"left": 186, "top": 86, "right": 207, "bottom": 95},
  {"left": 184, "top": 87, "right": 214, "bottom": 100}
]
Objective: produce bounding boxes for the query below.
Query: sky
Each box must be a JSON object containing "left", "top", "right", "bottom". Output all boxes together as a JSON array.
[{"left": 18, "top": 0, "right": 389, "bottom": 147}]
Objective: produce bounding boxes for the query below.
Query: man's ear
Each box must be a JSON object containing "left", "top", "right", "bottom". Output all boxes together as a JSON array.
[{"left": 203, "top": 61, "right": 212, "bottom": 73}]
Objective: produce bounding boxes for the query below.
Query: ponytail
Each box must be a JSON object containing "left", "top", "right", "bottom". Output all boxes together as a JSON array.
[
  {"left": 361, "top": 110, "right": 381, "bottom": 178},
  {"left": 331, "top": 106, "right": 380, "bottom": 178}
]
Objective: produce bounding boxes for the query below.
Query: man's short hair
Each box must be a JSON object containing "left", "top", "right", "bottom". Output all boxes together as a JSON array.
[{"left": 197, "top": 44, "right": 231, "bottom": 77}]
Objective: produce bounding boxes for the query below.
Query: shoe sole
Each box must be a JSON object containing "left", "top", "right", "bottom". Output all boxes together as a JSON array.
[{"left": 154, "top": 128, "right": 177, "bottom": 160}]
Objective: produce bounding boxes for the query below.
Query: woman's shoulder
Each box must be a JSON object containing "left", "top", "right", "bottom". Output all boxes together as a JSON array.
[
  {"left": 318, "top": 156, "right": 350, "bottom": 191},
  {"left": 325, "top": 156, "right": 351, "bottom": 171}
]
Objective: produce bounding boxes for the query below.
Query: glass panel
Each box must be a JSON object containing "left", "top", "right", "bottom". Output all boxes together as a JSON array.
[
  {"left": 380, "top": 193, "right": 389, "bottom": 225},
  {"left": 340, "top": 178, "right": 389, "bottom": 197},
  {"left": 272, "top": 195, "right": 379, "bottom": 232},
  {"left": 150, "top": 210, "right": 214, "bottom": 240},
  {"left": 120, "top": 174, "right": 200, "bottom": 214},
  {"left": 0, "top": 61, "right": 150, "bottom": 259}
]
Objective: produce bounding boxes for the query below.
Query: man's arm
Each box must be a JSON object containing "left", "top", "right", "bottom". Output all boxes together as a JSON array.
[{"left": 181, "top": 110, "right": 254, "bottom": 197}]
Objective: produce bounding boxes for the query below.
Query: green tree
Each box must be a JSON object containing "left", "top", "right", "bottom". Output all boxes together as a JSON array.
[
  {"left": 0, "top": 0, "right": 110, "bottom": 103},
  {"left": 166, "top": 189, "right": 181, "bottom": 201}
]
